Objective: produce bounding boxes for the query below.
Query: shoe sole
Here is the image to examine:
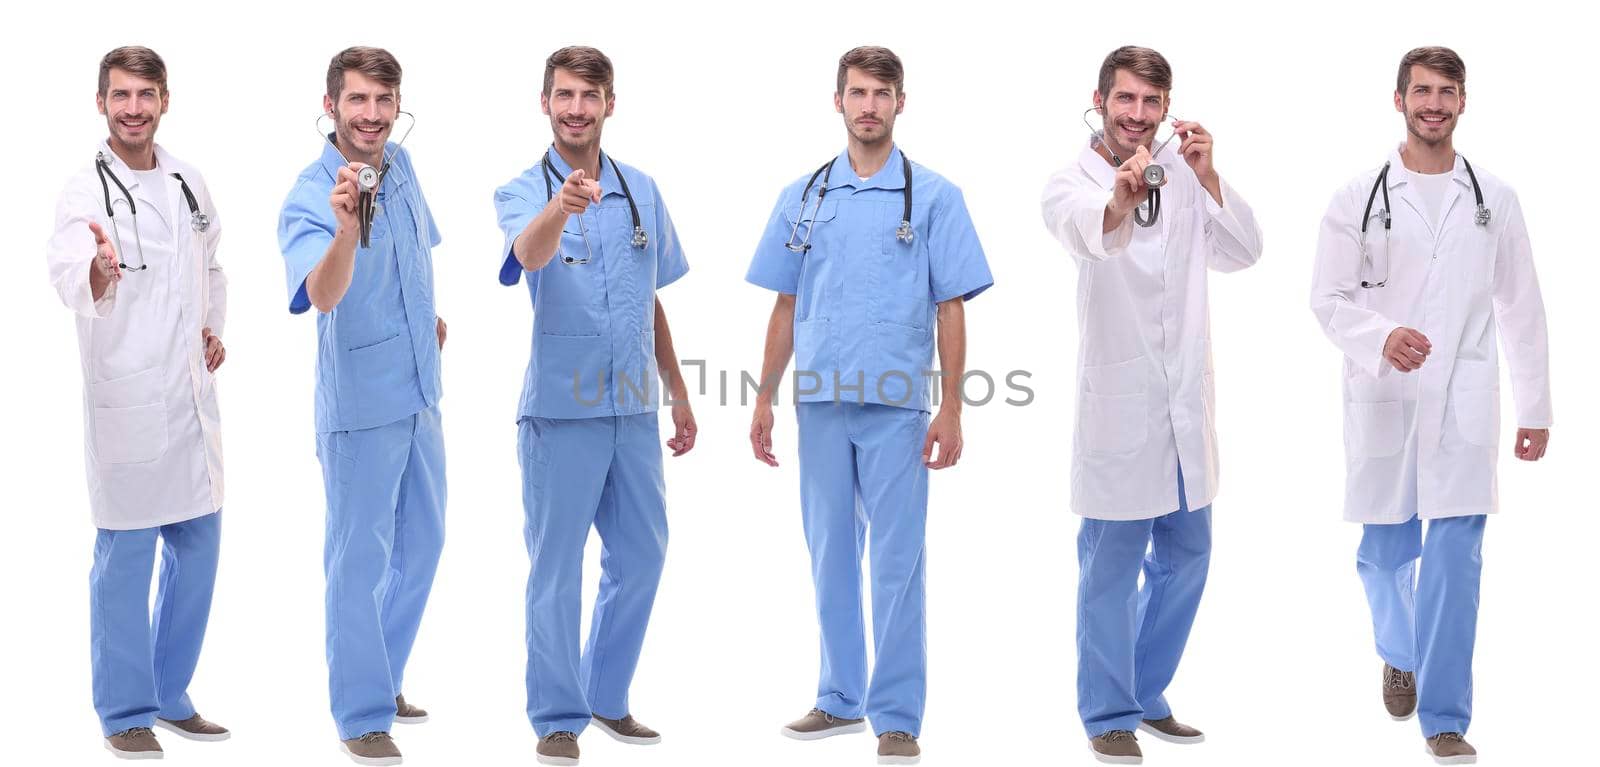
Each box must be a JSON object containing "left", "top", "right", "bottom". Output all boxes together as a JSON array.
[
  {"left": 394, "top": 714, "right": 429, "bottom": 725},
  {"left": 781, "top": 721, "right": 867, "bottom": 741},
  {"left": 1087, "top": 742, "right": 1142, "bottom": 765},
  {"left": 1425, "top": 746, "right": 1477, "bottom": 765},
  {"left": 535, "top": 755, "right": 578, "bottom": 766},
  {"left": 1136, "top": 722, "right": 1204, "bottom": 744},
  {"left": 1389, "top": 711, "right": 1417, "bottom": 722},
  {"left": 877, "top": 755, "right": 920, "bottom": 765},
  {"left": 154, "top": 719, "right": 231, "bottom": 742},
  {"left": 339, "top": 743, "right": 402, "bottom": 766},
  {"left": 104, "top": 741, "right": 163, "bottom": 760},
  {"left": 590, "top": 718, "right": 661, "bottom": 745}
]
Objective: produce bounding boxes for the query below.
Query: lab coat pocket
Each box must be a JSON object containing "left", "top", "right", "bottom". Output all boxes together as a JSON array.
[
  {"left": 1081, "top": 357, "right": 1149, "bottom": 455},
  {"left": 93, "top": 403, "right": 169, "bottom": 464},
  {"left": 1449, "top": 359, "right": 1500, "bottom": 448},
  {"left": 1345, "top": 401, "right": 1404, "bottom": 458}
]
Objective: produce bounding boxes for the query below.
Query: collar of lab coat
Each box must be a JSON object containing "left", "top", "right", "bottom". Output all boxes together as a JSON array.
[
  {"left": 96, "top": 139, "right": 181, "bottom": 226},
  {"left": 822, "top": 144, "right": 907, "bottom": 194},
  {"left": 317, "top": 134, "right": 411, "bottom": 191},
  {"left": 538, "top": 145, "right": 626, "bottom": 201},
  {"left": 1383, "top": 144, "right": 1474, "bottom": 191},
  {"left": 1384, "top": 143, "right": 1472, "bottom": 234}
]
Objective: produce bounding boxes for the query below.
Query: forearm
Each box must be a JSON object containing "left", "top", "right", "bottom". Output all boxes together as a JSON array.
[
  {"left": 756, "top": 296, "right": 796, "bottom": 406},
  {"left": 935, "top": 298, "right": 967, "bottom": 413},
  {"left": 305, "top": 229, "right": 358, "bottom": 313},
  {"left": 513, "top": 198, "right": 568, "bottom": 272},
  {"left": 653, "top": 300, "right": 688, "bottom": 401}
]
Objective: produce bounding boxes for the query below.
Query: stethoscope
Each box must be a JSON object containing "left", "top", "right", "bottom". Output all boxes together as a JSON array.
[
  {"left": 1082, "top": 107, "right": 1181, "bottom": 227},
  {"left": 784, "top": 152, "right": 914, "bottom": 253},
  {"left": 94, "top": 151, "right": 209, "bottom": 273},
  {"left": 540, "top": 146, "right": 648, "bottom": 265},
  {"left": 314, "top": 111, "right": 416, "bottom": 248},
  {"left": 1358, "top": 154, "right": 1489, "bottom": 289}
]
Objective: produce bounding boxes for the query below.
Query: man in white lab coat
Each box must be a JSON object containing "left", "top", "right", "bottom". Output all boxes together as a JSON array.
[
  {"left": 45, "top": 46, "right": 231, "bottom": 760},
  {"left": 1310, "top": 46, "right": 1551, "bottom": 765},
  {"left": 1040, "top": 46, "right": 1263, "bottom": 764}
]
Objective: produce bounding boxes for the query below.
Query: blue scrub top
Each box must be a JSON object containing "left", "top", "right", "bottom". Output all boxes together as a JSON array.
[
  {"left": 746, "top": 145, "right": 992, "bottom": 412},
  {"left": 278, "top": 139, "right": 443, "bottom": 434},
  {"left": 494, "top": 151, "right": 689, "bottom": 420}
]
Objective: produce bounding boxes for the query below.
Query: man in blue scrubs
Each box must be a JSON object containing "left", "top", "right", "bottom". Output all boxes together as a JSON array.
[
  {"left": 278, "top": 46, "right": 447, "bottom": 766},
  {"left": 747, "top": 46, "right": 992, "bottom": 766},
  {"left": 493, "top": 46, "right": 694, "bottom": 767}
]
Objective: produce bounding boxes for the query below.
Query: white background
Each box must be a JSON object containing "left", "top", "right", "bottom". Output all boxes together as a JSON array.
[{"left": 2, "top": 1, "right": 1593, "bottom": 765}]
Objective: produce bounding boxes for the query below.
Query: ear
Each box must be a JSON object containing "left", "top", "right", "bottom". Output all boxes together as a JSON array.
[
  {"left": 894, "top": 91, "right": 905, "bottom": 115},
  {"left": 1458, "top": 90, "right": 1467, "bottom": 116},
  {"left": 323, "top": 93, "right": 335, "bottom": 117},
  {"left": 96, "top": 92, "right": 107, "bottom": 116},
  {"left": 1092, "top": 90, "right": 1104, "bottom": 113},
  {"left": 540, "top": 91, "right": 551, "bottom": 116},
  {"left": 160, "top": 90, "right": 171, "bottom": 115},
  {"left": 834, "top": 91, "right": 843, "bottom": 114},
  {"left": 604, "top": 94, "right": 616, "bottom": 118},
  {"left": 1393, "top": 90, "right": 1404, "bottom": 114}
]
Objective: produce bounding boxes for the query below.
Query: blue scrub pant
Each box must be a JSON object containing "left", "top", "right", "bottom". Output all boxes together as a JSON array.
[
  {"left": 1357, "top": 514, "right": 1485, "bottom": 736},
  {"left": 520, "top": 413, "right": 667, "bottom": 737},
  {"left": 89, "top": 511, "right": 221, "bottom": 737},
  {"left": 1076, "top": 466, "right": 1211, "bottom": 737},
  {"left": 317, "top": 404, "right": 447, "bottom": 740},
  {"left": 796, "top": 402, "right": 929, "bottom": 737}
]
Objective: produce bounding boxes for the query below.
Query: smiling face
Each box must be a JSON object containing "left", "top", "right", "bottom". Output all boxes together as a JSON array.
[
  {"left": 835, "top": 67, "right": 903, "bottom": 147},
  {"left": 324, "top": 70, "right": 398, "bottom": 166},
  {"left": 1094, "top": 68, "right": 1168, "bottom": 160},
  {"left": 1395, "top": 64, "right": 1465, "bottom": 147},
  {"left": 97, "top": 68, "right": 167, "bottom": 159},
  {"left": 542, "top": 67, "right": 613, "bottom": 154}
]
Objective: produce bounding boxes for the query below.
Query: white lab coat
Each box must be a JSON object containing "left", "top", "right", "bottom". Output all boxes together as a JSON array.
[
  {"left": 1311, "top": 146, "right": 1551, "bottom": 523},
  {"left": 46, "top": 142, "right": 226, "bottom": 531},
  {"left": 1041, "top": 141, "right": 1264, "bottom": 521}
]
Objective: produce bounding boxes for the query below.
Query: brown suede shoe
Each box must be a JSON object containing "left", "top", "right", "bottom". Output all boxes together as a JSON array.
[
  {"left": 877, "top": 731, "right": 920, "bottom": 765},
  {"left": 591, "top": 714, "right": 660, "bottom": 745},
  {"left": 1425, "top": 732, "right": 1477, "bottom": 765},
  {"left": 340, "top": 731, "right": 402, "bottom": 766},
  {"left": 1384, "top": 664, "right": 1418, "bottom": 720},
  {"left": 1138, "top": 715, "right": 1205, "bottom": 744},
  {"left": 1088, "top": 730, "right": 1142, "bottom": 765},
  {"left": 155, "top": 713, "right": 230, "bottom": 742},
  {"left": 105, "top": 727, "right": 163, "bottom": 760},
  {"left": 537, "top": 731, "right": 580, "bottom": 766},
  {"left": 780, "top": 708, "right": 867, "bottom": 740},
  {"left": 395, "top": 694, "right": 429, "bottom": 724}
]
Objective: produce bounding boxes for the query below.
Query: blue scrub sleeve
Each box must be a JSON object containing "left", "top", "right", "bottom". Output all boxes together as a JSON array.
[
  {"left": 652, "top": 179, "right": 689, "bottom": 289},
  {"left": 493, "top": 178, "right": 540, "bottom": 291},
  {"left": 744, "top": 189, "right": 801, "bottom": 294},
  {"left": 927, "top": 186, "right": 993, "bottom": 303},
  {"left": 278, "top": 178, "right": 335, "bottom": 315}
]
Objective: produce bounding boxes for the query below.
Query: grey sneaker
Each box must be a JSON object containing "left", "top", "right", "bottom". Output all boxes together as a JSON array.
[
  {"left": 537, "top": 731, "right": 580, "bottom": 766},
  {"left": 155, "top": 713, "right": 230, "bottom": 742},
  {"left": 1384, "top": 664, "right": 1418, "bottom": 720},
  {"left": 1089, "top": 730, "right": 1142, "bottom": 765},
  {"left": 340, "top": 731, "right": 402, "bottom": 766},
  {"left": 104, "top": 727, "right": 163, "bottom": 760},
  {"left": 1425, "top": 732, "right": 1478, "bottom": 765},
  {"left": 591, "top": 714, "right": 660, "bottom": 745},
  {"left": 395, "top": 694, "right": 429, "bottom": 724},
  {"left": 781, "top": 708, "right": 867, "bottom": 740},
  {"left": 877, "top": 731, "right": 920, "bottom": 765},
  {"left": 1138, "top": 715, "right": 1204, "bottom": 744}
]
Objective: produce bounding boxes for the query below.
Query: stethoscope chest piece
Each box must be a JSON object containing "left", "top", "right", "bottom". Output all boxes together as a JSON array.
[
  {"left": 1142, "top": 164, "right": 1165, "bottom": 187},
  {"left": 1475, "top": 204, "right": 1492, "bottom": 227},
  {"left": 896, "top": 219, "right": 914, "bottom": 244},
  {"left": 191, "top": 212, "right": 210, "bottom": 233}
]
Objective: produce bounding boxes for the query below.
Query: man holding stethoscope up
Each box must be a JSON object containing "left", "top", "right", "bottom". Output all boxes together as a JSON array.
[
  {"left": 1310, "top": 46, "right": 1551, "bottom": 765},
  {"left": 45, "top": 45, "right": 232, "bottom": 759},
  {"left": 1041, "top": 45, "right": 1263, "bottom": 765},
  {"left": 493, "top": 45, "right": 694, "bottom": 767}
]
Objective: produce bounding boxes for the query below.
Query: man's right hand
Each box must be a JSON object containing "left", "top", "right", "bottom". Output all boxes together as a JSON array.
[
  {"left": 1384, "top": 327, "right": 1432, "bottom": 372},
  {"left": 88, "top": 221, "right": 120, "bottom": 297},
  {"left": 330, "top": 163, "right": 363, "bottom": 234},
  {"left": 560, "top": 168, "right": 602, "bottom": 215},
  {"left": 1108, "top": 144, "right": 1154, "bottom": 220},
  {"left": 750, "top": 401, "right": 778, "bottom": 467}
]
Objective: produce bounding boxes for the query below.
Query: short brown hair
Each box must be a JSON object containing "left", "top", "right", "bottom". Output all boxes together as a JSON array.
[
  {"left": 836, "top": 46, "right": 904, "bottom": 96},
  {"left": 99, "top": 46, "right": 167, "bottom": 97},
  {"left": 544, "top": 46, "right": 615, "bottom": 99},
  {"left": 1397, "top": 46, "right": 1465, "bottom": 93},
  {"left": 1097, "top": 46, "right": 1172, "bottom": 98},
  {"left": 326, "top": 46, "right": 402, "bottom": 101}
]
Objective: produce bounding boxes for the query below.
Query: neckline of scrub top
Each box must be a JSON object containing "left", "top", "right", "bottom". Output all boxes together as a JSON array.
[
  {"left": 539, "top": 146, "right": 628, "bottom": 201},
  {"left": 822, "top": 144, "right": 907, "bottom": 194},
  {"left": 316, "top": 134, "right": 412, "bottom": 191},
  {"left": 1382, "top": 143, "right": 1474, "bottom": 192}
]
